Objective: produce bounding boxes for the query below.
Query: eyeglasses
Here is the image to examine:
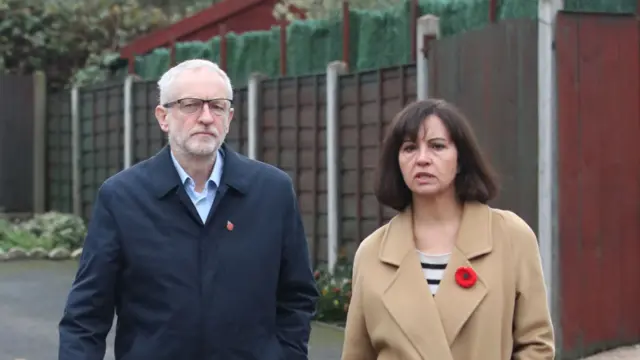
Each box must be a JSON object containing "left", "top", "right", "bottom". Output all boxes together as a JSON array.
[{"left": 163, "top": 98, "right": 233, "bottom": 115}]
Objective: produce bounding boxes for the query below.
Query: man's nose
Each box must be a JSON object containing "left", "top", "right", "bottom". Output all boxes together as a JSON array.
[{"left": 198, "top": 103, "right": 215, "bottom": 123}]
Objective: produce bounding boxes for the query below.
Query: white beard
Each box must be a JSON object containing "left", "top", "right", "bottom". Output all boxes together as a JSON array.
[{"left": 169, "top": 120, "right": 229, "bottom": 157}]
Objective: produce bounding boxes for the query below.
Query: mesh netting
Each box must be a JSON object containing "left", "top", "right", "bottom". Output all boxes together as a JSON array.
[{"left": 132, "top": 0, "right": 636, "bottom": 84}]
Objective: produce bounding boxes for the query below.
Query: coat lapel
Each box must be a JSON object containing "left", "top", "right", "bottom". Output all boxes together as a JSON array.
[
  {"left": 379, "top": 211, "right": 454, "bottom": 360},
  {"left": 203, "top": 144, "right": 253, "bottom": 226},
  {"left": 146, "top": 145, "right": 202, "bottom": 226},
  {"left": 146, "top": 144, "right": 254, "bottom": 228},
  {"left": 434, "top": 202, "right": 492, "bottom": 345}
]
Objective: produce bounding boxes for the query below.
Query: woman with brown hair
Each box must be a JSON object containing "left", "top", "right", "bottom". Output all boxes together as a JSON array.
[{"left": 341, "top": 99, "right": 554, "bottom": 360}]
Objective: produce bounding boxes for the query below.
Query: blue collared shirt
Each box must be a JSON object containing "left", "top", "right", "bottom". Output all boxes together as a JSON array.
[{"left": 170, "top": 149, "right": 224, "bottom": 223}]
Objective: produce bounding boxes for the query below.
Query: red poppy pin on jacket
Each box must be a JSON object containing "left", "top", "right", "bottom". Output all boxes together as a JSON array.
[
  {"left": 455, "top": 266, "right": 477, "bottom": 288},
  {"left": 226, "top": 221, "right": 234, "bottom": 231}
]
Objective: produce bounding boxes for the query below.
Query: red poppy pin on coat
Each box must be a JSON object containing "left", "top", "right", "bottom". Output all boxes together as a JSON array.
[
  {"left": 226, "top": 221, "right": 234, "bottom": 231},
  {"left": 455, "top": 266, "right": 477, "bottom": 288}
]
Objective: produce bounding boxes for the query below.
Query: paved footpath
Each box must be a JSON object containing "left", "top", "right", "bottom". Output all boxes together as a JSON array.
[
  {"left": 0, "top": 260, "right": 343, "bottom": 360},
  {"left": 580, "top": 344, "right": 640, "bottom": 360},
  {"left": 1, "top": 260, "right": 638, "bottom": 360}
]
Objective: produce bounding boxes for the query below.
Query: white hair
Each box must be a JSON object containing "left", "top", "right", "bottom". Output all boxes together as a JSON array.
[{"left": 157, "top": 59, "right": 234, "bottom": 105}]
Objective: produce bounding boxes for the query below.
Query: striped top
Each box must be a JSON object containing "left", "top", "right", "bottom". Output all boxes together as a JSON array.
[{"left": 417, "top": 251, "right": 451, "bottom": 296}]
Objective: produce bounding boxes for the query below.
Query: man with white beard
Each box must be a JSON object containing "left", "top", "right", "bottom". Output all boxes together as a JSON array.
[{"left": 58, "top": 59, "right": 319, "bottom": 360}]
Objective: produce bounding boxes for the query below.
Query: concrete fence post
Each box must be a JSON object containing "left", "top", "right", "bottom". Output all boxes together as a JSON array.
[
  {"left": 32, "top": 71, "right": 47, "bottom": 214},
  {"left": 123, "top": 75, "right": 134, "bottom": 169},
  {"left": 416, "top": 15, "right": 440, "bottom": 100},
  {"left": 325, "top": 61, "right": 347, "bottom": 274},
  {"left": 538, "top": 0, "right": 563, "bottom": 354},
  {"left": 247, "top": 73, "right": 265, "bottom": 160},
  {"left": 70, "top": 86, "right": 81, "bottom": 218}
]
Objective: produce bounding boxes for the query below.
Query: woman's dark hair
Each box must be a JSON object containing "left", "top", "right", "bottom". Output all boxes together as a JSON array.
[{"left": 374, "top": 98, "right": 498, "bottom": 211}]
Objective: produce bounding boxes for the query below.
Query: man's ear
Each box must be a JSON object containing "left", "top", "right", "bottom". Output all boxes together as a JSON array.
[
  {"left": 224, "top": 108, "right": 235, "bottom": 134},
  {"left": 155, "top": 105, "right": 169, "bottom": 133}
]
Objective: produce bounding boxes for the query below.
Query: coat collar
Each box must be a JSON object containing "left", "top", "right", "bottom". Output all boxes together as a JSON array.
[
  {"left": 149, "top": 143, "right": 253, "bottom": 198},
  {"left": 170, "top": 148, "right": 224, "bottom": 189},
  {"left": 379, "top": 201, "right": 493, "bottom": 358}
]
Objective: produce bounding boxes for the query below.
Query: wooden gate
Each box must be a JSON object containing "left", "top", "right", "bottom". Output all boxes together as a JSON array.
[
  {"left": 556, "top": 11, "right": 640, "bottom": 358},
  {"left": 428, "top": 18, "right": 540, "bottom": 232}
]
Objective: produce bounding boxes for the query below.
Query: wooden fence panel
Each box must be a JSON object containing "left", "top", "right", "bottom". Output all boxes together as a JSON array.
[
  {"left": 78, "top": 82, "right": 124, "bottom": 220},
  {"left": 0, "top": 75, "right": 34, "bottom": 214},
  {"left": 46, "top": 91, "right": 73, "bottom": 213},
  {"left": 132, "top": 80, "right": 165, "bottom": 163},
  {"left": 260, "top": 75, "right": 327, "bottom": 267},
  {"left": 338, "top": 65, "right": 417, "bottom": 257},
  {"left": 227, "top": 87, "right": 249, "bottom": 155},
  {"left": 428, "top": 18, "right": 539, "bottom": 232},
  {"left": 556, "top": 11, "right": 640, "bottom": 358}
]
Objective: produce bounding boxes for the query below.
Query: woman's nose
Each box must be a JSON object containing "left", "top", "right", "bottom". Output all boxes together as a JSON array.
[{"left": 415, "top": 147, "right": 432, "bottom": 165}]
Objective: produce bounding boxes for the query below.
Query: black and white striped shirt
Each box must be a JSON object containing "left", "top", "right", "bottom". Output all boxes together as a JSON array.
[{"left": 417, "top": 251, "right": 451, "bottom": 295}]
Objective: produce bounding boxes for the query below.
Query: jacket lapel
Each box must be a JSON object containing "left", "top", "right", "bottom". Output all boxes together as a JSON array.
[
  {"left": 433, "top": 202, "right": 492, "bottom": 345},
  {"left": 176, "top": 186, "right": 204, "bottom": 226},
  {"left": 146, "top": 144, "right": 254, "bottom": 228},
  {"left": 202, "top": 144, "right": 253, "bottom": 229},
  {"left": 379, "top": 211, "right": 454, "bottom": 360},
  {"left": 146, "top": 145, "right": 202, "bottom": 226}
]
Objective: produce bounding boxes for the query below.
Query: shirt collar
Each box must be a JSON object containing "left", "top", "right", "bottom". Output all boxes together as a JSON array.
[{"left": 170, "top": 148, "right": 224, "bottom": 188}]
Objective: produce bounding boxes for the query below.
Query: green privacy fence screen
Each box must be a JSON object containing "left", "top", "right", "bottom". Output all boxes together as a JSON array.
[{"left": 132, "top": 0, "right": 636, "bottom": 85}]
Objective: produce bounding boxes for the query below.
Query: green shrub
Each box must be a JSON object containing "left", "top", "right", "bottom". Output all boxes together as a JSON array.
[
  {"left": 314, "top": 257, "right": 353, "bottom": 325},
  {"left": 0, "top": 228, "right": 54, "bottom": 250},
  {"left": 0, "top": 217, "right": 10, "bottom": 233},
  {"left": 0, "top": 217, "right": 13, "bottom": 244},
  {"left": 10, "top": 212, "right": 87, "bottom": 250}
]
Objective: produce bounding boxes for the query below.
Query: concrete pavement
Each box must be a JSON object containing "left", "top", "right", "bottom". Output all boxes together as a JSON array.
[
  {"left": 6, "top": 260, "right": 637, "bottom": 360},
  {"left": 0, "top": 260, "right": 344, "bottom": 360}
]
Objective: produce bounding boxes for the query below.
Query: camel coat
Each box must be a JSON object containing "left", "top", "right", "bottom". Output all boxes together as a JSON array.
[{"left": 341, "top": 202, "right": 555, "bottom": 360}]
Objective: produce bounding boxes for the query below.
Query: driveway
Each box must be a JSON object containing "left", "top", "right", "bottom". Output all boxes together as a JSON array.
[{"left": 0, "top": 260, "right": 344, "bottom": 360}]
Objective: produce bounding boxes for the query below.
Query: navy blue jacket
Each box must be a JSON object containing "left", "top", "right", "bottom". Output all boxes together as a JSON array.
[{"left": 58, "top": 144, "right": 319, "bottom": 360}]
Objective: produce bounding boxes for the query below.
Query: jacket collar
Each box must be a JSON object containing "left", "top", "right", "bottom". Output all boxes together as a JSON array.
[
  {"left": 149, "top": 143, "right": 253, "bottom": 198},
  {"left": 170, "top": 148, "right": 224, "bottom": 189},
  {"left": 379, "top": 201, "right": 493, "bottom": 356},
  {"left": 379, "top": 201, "right": 493, "bottom": 266}
]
